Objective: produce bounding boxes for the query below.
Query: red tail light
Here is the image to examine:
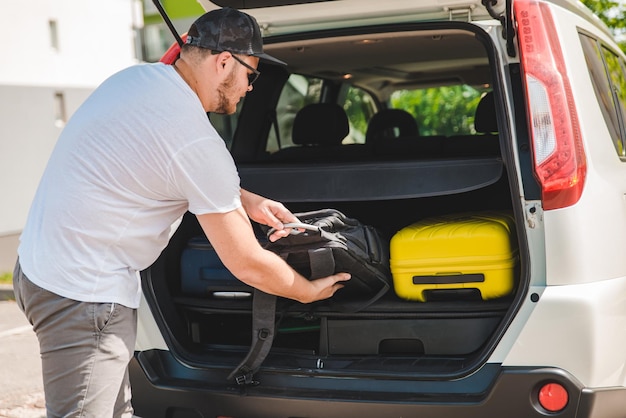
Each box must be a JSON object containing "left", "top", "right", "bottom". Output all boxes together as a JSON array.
[{"left": 515, "top": 0, "right": 587, "bottom": 210}]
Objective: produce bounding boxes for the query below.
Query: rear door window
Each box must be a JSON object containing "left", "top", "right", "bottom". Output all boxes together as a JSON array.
[
  {"left": 265, "top": 74, "right": 376, "bottom": 153},
  {"left": 266, "top": 75, "right": 323, "bottom": 153},
  {"left": 579, "top": 32, "right": 626, "bottom": 159}
]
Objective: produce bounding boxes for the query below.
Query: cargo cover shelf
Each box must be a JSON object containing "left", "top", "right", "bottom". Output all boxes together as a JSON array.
[{"left": 238, "top": 157, "right": 504, "bottom": 202}]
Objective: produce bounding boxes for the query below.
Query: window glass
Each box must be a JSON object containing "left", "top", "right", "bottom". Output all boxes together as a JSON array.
[
  {"left": 266, "top": 75, "right": 323, "bottom": 153},
  {"left": 49, "top": 20, "right": 59, "bottom": 51},
  {"left": 341, "top": 85, "right": 377, "bottom": 144},
  {"left": 53, "top": 92, "right": 66, "bottom": 128},
  {"left": 389, "top": 85, "right": 483, "bottom": 136},
  {"left": 208, "top": 102, "right": 243, "bottom": 149},
  {"left": 142, "top": 24, "right": 172, "bottom": 63},
  {"left": 603, "top": 47, "right": 626, "bottom": 157},
  {"left": 579, "top": 33, "right": 625, "bottom": 158},
  {"left": 266, "top": 75, "right": 375, "bottom": 153},
  {"left": 265, "top": 77, "right": 485, "bottom": 157}
]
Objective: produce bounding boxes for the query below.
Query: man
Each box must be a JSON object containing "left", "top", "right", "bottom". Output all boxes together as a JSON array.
[{"left": 13, "top": 7, "right": 349, "bottom": 417}]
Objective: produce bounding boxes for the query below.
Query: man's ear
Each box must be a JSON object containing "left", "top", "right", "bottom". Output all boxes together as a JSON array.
[{"left": 215, "top": 51, "right": 232, "bottom": 73}]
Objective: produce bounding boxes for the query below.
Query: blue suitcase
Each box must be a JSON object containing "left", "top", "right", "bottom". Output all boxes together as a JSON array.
[{"left": 180, "top": 236, "right": 253, "bottom": 298}]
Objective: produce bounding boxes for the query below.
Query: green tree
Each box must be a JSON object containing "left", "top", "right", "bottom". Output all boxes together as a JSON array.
[
  {"left": 391, "top": 86, "right": 483, "bottom": 136},
  {"left": 580, "top": 0, "right": 626, "bottom": 52}
]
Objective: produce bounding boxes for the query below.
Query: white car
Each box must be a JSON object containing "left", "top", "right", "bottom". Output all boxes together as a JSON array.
[{"left": 131, "top": 0, "right": 626, "bottom": 416}]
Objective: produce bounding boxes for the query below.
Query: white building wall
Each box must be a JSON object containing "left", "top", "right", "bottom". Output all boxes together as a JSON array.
[
  {"left": 1, "top": 0, "right": 140, "bottom": 87},
  {"left": 0, "top": 0, "right": 141, "bottom": 271}
]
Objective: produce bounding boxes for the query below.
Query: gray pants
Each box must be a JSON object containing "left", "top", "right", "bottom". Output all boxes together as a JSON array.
[{"left": 13, "top": 261, "right": 136, "bottom": 418}]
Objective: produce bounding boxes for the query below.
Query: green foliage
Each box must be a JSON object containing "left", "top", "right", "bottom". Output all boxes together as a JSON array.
[
  {"left": 390, "top": 86, "right": 484, "bottom": 136},
  {"left": 580, "top": 0, "right": 626, "bottom": 52},
  {"left": 344, "top": 86, "right": 376, "bottom": 141},
  {"left": 0, "top": 272, "right": 12, "bottom": 284}
]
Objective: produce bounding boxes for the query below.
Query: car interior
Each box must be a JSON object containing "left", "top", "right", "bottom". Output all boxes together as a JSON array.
[{"left": 141, "top": 20, "right": 523, "bottom": 379}]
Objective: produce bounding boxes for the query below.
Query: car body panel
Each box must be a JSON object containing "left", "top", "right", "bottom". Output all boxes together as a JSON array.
[{"left": 499, "top": 277, "right": 626, "bottom": 387}]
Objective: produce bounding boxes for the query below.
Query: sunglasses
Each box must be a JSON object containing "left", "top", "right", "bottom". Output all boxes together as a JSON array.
[{"left": 230, "top": 54, "right": 261, "bottom": 86}]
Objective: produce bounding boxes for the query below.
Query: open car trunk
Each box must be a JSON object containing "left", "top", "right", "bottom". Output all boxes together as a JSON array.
[
  {"left": 140, "top": 17, "right": 528, "bottom": 384},
  {"left": 141, "top": 161, "right": 520, "bottom": 380}
]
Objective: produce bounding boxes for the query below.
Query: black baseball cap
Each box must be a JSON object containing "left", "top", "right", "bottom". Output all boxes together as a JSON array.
[{"left": 185, "top": 7, "right": 287, "bottom": 66}]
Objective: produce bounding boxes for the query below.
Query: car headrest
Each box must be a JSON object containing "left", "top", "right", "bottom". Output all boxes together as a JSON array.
[
  {"left": 292, "top": 103, "right": 349, "bottom": 146},
  {"left": 474, "top": 92, "right": 498, "bottom": 134},
  {"left": 366, "top": 109, "right": 419, "bottom": 142}
]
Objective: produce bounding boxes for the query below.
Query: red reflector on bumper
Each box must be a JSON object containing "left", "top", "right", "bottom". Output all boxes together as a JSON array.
[{"left": 538, "top": 382, "right": 569, "bottom": 412}]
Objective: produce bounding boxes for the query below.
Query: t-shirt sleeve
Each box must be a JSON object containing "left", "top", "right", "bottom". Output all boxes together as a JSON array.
[{"left": 168, "top": 136, "right": 241, "bottom": 215}]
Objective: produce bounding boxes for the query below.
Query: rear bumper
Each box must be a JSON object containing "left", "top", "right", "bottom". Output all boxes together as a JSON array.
[{"left": 130, "top": 349, "right": 626, "bottom": 418}]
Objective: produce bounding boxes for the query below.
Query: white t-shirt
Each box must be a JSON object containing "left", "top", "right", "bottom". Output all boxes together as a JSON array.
[{"left": 18, "top": 63, "right": 241, "bottom": 308}]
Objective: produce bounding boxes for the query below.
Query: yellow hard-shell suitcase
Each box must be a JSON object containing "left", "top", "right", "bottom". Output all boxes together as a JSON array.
[{"left": 390, "top": 212, "right": 518, "bottom": 302}]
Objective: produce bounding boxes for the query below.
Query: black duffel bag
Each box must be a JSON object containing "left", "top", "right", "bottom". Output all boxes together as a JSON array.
[
  {"left": 228, "top": 209, "right": 391, "bottom": 385},
  {"left": 266, "top": 208, "right": 391, "bottom": 299}
]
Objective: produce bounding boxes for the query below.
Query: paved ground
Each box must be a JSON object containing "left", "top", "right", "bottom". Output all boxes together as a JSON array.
[
  {"left": 0, "top": 288, "right": 142, "bottom": 418},
  {"left": 0, "top": 296, "right": 45, "bottom": 418}
]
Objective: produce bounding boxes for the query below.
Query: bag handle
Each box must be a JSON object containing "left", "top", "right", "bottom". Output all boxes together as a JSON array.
[{"left": 266, "top": 222, "right": 320, "bottom": 237}]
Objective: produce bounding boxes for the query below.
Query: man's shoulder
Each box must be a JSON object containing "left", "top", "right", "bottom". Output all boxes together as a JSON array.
[{"left": 116, "top": 62, "right": 171, "bottom": 79}]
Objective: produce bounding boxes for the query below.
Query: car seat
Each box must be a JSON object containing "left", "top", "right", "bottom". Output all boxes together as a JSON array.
[
  {"left": 474, "top": 91, "right": 497, "bottom": 134},
  {"left": 270, "top": 103, "right": 360, "bottom": 161},
  {"left": 365, "top": 109, "right": 419, "bottom": 143},
  {"left": 444, "top": 91, "right": 500, "bottom": 156}
]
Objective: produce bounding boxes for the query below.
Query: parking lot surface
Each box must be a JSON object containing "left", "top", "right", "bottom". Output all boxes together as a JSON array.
[{"left": 0, "top": 298, "right": 45, "bottom": 418}]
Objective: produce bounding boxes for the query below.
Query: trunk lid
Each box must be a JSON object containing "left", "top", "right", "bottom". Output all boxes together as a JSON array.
[{"left": 198, "top": 0, "right": 499, "bottom": 36}]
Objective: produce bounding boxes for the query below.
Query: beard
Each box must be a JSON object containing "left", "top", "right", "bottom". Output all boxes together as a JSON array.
[{"left": 214, "top": 69, "right": 239, "bottom": 115}]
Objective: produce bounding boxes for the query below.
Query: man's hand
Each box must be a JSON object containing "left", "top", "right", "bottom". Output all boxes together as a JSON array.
[
  {"left": 302, "top": 273, "right": 351, "bottom": 303},
  {"left": 240, "top": 189, "right": 299, "bottom": 241},
  {"left": 196, "top": 208, "right": 350, "bottom": 303}
]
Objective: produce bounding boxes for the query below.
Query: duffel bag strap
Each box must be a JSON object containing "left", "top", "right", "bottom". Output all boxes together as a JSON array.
[
  {"left": 335, "top": 279, "right": 390, "bottom": 313},
  {"left": 228, "top": 289, "right": 277, "bottom": 385}
]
